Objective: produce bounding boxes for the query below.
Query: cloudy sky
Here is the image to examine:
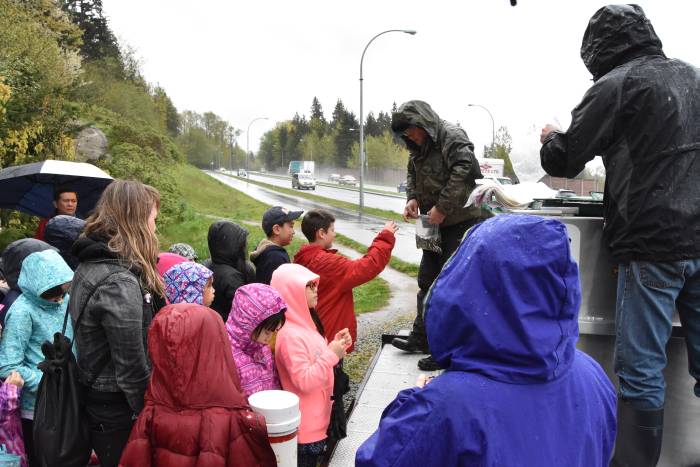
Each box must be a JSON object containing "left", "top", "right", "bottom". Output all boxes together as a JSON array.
[{"left": 102, "top": 0, "right": 699, "bottom": 181}]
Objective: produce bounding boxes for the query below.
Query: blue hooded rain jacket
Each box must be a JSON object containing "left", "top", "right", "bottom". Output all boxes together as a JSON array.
[
  {"left": 0, "top": 249, "right": 74, "bottom": 419},
  {"left": 356, "top": 215, "right": 616, "bottom": 466}
]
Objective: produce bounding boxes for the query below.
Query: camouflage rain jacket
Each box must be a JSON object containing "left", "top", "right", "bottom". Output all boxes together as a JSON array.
[{"left": 392, "top": 100, "right": 489, "bottom": 226}]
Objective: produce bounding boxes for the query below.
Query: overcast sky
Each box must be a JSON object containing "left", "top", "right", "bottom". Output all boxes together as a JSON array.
[{"left": 102, "top": 0, "right": 699, "bottom": 181}]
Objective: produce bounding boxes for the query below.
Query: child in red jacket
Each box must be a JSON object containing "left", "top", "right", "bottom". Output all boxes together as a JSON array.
[{"left": 293, "top": 209, "right": 397, "bottom": 353}]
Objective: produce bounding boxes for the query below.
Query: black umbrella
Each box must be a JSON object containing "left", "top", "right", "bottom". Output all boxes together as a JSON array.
[{"left": 0, "top": 160, "right": 113, "bottom": 218}]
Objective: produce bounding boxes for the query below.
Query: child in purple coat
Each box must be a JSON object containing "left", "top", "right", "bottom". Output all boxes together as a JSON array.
[
  {"left": 226, "top": 283, "right": 287, "bottom": 397},
  {"left": 0, "top": 370, "right": 27, "bottom": 466}
]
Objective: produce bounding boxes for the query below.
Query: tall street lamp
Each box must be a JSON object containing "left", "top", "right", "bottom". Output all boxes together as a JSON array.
[
  {"left": 359, "top": 29, "right": 416, "bottom": 214},
  {"left": 246, "top": 116, "right": 269, "bottom": 173},
  {"left": 467, "top": 103, "right": 495, "bottom": 155}
]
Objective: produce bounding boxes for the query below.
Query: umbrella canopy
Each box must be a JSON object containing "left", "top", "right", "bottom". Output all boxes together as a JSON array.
[{"left": 0, "top": 160, "right": 113, "bottom": 218}]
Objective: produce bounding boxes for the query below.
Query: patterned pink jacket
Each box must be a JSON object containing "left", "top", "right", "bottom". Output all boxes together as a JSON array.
[
  {"left": 0, "top": 382, "right": 27, "bottom": 466},
  {"left": 225, "top": 284, "right": 287, "bottom": 397}
]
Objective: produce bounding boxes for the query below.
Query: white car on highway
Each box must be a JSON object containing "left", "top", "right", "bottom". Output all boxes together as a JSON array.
[{"left": 338, "top": 175, "right": 358, "bottom": 186}]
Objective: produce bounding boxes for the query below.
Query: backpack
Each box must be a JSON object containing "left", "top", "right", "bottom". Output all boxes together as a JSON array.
[{"left": 33, "top": 279, "right": 112, "bottom": 467}]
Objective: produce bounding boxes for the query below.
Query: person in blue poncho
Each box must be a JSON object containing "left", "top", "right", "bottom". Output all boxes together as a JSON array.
[{"left": 356, "top": 215, "right": 617, "bottom": 467}]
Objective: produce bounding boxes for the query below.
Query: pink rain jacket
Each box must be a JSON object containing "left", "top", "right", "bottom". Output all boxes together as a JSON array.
[{"left": 271, "top": 264, "right": 339, "bottom": 444}]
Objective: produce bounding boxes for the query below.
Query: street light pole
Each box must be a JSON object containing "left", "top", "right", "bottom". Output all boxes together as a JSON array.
[
  {"left": 246, "top": 116, "right": 269, "bottom": 173},
  {"left": 359, "top": 29, "right": 416, "bottom": 214},
  {"left": 467, "top": 103, "right": 495, "bottom": 155}
]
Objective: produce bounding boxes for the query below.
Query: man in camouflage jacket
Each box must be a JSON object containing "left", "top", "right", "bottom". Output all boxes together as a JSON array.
[{"left": 391, "top": 100, "right": 491, "bottom": 371}]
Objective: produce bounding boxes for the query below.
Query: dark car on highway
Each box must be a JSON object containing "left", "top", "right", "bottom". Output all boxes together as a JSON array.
[{"left": 397, "top": 181, "right": 407, "bottom": 193}]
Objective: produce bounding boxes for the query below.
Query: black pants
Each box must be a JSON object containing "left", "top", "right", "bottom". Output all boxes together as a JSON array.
[
  {"left": 412, "top": 218, "right": 484, "bottom": 347},
  {"left": 84, "top": 390, "right": 136, "bottom": 467},
  {"left": 298, "top": 439, "right": 327, "bottom": 467},
  {"left": 21, "top": 418, "right": 37, "bottom": 466}
]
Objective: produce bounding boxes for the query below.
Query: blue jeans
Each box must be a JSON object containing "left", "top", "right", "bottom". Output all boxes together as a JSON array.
[{"left": 615, "top": 260, "right": 700, "bottom": 409}]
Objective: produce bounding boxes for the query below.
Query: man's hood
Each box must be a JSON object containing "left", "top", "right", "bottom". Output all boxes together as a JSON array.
[
  {"left": 270, "top": 263, "right": 319, "bottom": 332},
  {"left": 391, "top": 100, "right": 441, "bottom": 143},
  {"left": 18, "top": 249, "right": 73, "bottom": 302},
  {"left": 581, "top": 4, "right": 664, "bottom": 82},
  {"left": 227, "top": 283, "right": 287, "bottom": 352},
  {"left": 207, "top": 221, "right": 249, "bottom": 266},
  {"left": 44, "top": 215, "right": 86, "bottom": 269},
  {"left": 1, "top": 238, "right": 56, "bottom": 290},
  {"left": 425, "top": 215, "right": 581, "bottom": 384},
  {"left": 146, "top": 303, "right": 247, "bottom": 409}
]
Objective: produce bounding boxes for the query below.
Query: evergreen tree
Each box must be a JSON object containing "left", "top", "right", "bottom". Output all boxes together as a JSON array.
[
  {"left": 376, "top": 111, "right": 392, "bottom": 134},
  {"left": 364, "top": 112, "right": 382, "bottom": 137},
  {"left": 483, "top": 126, "right": 517, "bottom": 181},
  {"left": 331, "top": 99, "right": 359, "bottom": 167},
  {"left": 310, "top": 96, "right": 325, "bottom": 123},
  {"left": 61, "top": 0, "right": 120, "bottom": 61}
]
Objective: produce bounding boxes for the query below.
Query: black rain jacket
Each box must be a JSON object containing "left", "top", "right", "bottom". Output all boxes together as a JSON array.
[
  {"left": 541, "top": 4, "right": 700, "bottom": 261},
  {"left": 0, "top": 238, "right": 55, "bottom": 323},
  {"left": 44, "top": 215, "right": 86, "bottom": 270},
  {"left": 207, "top": 221, "right": 255, "bottom": 321}
]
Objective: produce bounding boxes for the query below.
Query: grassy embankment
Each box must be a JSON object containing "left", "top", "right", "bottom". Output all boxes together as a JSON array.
[{"left": 159, "top": 164, "right": 390, "bottom": 314}]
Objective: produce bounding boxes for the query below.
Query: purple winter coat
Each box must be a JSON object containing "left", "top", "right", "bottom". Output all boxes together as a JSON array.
[
  {"left": 226, "top": 284, "right": 287, "bottom": 396},
  {"left": 0, "top": 382, "right": 27, "bottom": 466}
]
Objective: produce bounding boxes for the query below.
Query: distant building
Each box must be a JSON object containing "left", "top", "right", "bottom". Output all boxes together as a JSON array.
[{"left": 539, "top": 175, "right": 604, "bottom": 196}]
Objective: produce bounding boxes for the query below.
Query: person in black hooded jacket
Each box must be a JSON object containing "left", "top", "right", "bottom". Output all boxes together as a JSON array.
[
  {"left": 207, "top": 221, "right": 256, "bottom": 322},
  {"left": 44, "top": 215, "right": 86, "bottom": 270},
  {"left": 0, "top": 239, "right": 56, "bottom": 324},
  {"left": 539, "top": 5, "right": 700, "bottom": 467}
]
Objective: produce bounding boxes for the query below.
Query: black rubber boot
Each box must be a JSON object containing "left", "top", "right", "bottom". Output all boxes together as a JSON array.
[
  {"left": 610, "top": 401, "right": 664, "bottom": 467},
  {"left": 391, "top": 334, "right": 429, "bottom": 353},
  {"left": 417, "top": 355, "right": 443, "bottom": 371}
]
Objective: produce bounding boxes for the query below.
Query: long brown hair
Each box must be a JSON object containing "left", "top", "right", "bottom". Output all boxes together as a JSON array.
[{"left": 84, "top": 180, "right": 164, "bottom": 295}]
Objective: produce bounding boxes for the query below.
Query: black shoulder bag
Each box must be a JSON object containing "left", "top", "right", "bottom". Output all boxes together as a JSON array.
[{"left": 33, "top": 282, "right": 112, "bottom": 467}]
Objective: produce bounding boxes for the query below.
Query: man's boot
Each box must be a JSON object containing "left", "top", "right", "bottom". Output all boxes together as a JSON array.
[
  {"left": 417, "top": 355, "right": 443, "bottom": 371},
  {"left": 610, "top": 401, "right": 664, "bottom": 467},
  {"left": 391, "top": 334, "right": 429, "bottom": 353}
]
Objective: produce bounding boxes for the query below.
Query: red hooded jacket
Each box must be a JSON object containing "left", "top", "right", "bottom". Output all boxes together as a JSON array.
[
  {"left": 293, "top": 229, "right": 395, "bottom": 352},
  {"left": 119, "top": 303, "right": 276, "bottom": 467}
]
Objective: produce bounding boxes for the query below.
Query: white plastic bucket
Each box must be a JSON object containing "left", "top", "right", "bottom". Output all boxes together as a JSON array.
[{"left": 249, "top": 390, "right": 301, "bottom": 467}]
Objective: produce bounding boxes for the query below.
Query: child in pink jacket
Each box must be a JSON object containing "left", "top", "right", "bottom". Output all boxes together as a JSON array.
[
  {"left": 0, "top": 370, "right": 27, "bottom": 466},
  {"left": 271, "top": 264, "right": 351, "bottom": 467},
  {"left": 226, "top": 283, "right": 287, "bottom": 397}
]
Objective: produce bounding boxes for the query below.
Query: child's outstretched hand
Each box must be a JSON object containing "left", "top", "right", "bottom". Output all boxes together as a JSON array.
[
  {"left": 6, "top": 371, "right": 24, "bottom": 388},
  {"left": 382, "top": 221, "right": 399, "bottom": 235}
]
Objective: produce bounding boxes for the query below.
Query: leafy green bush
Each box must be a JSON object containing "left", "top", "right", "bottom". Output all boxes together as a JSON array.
[{"left": 97, "top": 143, "right": 185, "bottom": 226}]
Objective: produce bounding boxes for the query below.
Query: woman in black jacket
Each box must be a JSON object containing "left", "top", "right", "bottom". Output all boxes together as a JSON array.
[{"left": 69, "top": 180, "right": 163, "bottom": 467}]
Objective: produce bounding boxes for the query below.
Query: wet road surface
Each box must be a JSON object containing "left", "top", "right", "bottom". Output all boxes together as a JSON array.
[
  {"left": 244, "top": 172, "right": 408, "bottom": 213},
  {"left": 207, "top": 171, "right": 421, "bottom": 264}
]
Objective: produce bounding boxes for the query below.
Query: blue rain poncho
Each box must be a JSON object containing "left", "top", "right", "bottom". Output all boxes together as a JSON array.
[{"left": 356, "top": 215, "right": 616, "bottom": 466}]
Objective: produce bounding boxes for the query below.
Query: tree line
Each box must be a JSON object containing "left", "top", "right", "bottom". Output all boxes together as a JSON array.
[{"left": 258, "top": 98, "right": 409, "bottom": 171}]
